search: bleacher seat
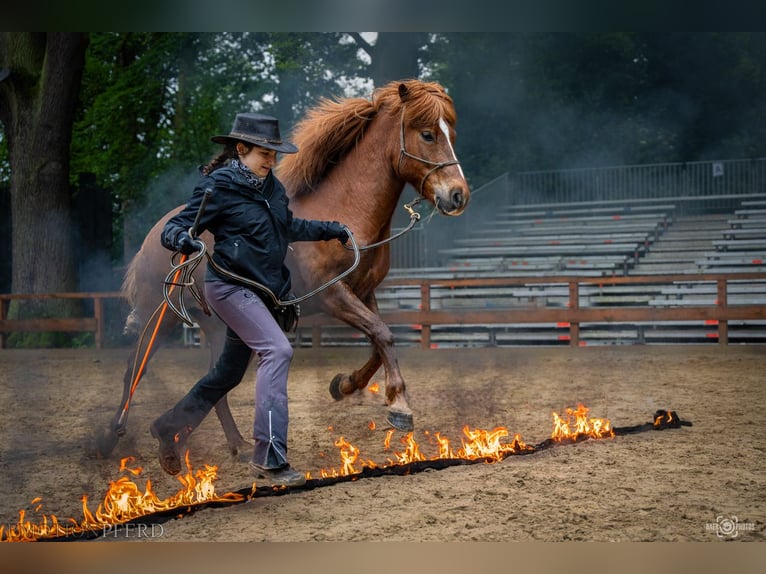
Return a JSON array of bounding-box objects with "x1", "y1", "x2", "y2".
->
[{"x1": 309, "y1": 196, "x2": 766, "y2": 349}]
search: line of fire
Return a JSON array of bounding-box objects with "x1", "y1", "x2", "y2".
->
[{"x1": 1, "y1": 405, "x2": 691, "y2": 542}]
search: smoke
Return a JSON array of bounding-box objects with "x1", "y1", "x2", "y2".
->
[{"x1": 122, "y1": 167, "x2": 200, "y2": 260}]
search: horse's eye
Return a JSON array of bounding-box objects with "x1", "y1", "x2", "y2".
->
[{"x1": 421, "y1": 131, "x2": 435, "y2": 143}]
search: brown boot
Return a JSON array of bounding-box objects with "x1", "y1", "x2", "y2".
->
[
  {"x1": 150, "y1": 418, "x2": 183, "y2": 475},
  {"x1": 249, "y1": 461, "x2": 307, "y2": 487}
]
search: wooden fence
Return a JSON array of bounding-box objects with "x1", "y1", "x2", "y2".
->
[
  {"x1": 0, "y1": 292, "x2": 124, "y2": 349},
  {"x1": 2, "y1": 271, "x2": 766, "y2": 349},
  {"x1": 299, "y1": 272, "x2": 766, "y2": 348}
]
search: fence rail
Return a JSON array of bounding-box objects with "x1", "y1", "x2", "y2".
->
[
  {"x1": 2, "y1": 272, "x2": 766, "y2": 349},
  {"x1": 298, "y1": 272, "x2": 766, "y2": 348},
  {"x1": 0, "y1": 292, "x2": 124, "y2": 349}
]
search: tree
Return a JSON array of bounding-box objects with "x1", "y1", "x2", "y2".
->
[
  {"x1": 427, "y1": 32, "x2": 766, "y2": 186},
  {"x1": 349, "y1": 33, "x2": 428, "y2": 87},
  {"x1": 72, "y1": 33, "x2": 282, "y2": 258},
  {"x1": 72, "y1": 32, "x2": 375, "y2": 259},
  {"x1": 0, "y1": 32, "x2": 88, "y2": 342},
  {"x1": 268, "y1": 33, "x2": 365, "y2": 125}
]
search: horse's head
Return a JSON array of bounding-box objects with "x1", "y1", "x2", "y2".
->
[
  {"x1": 278, "y1": 79, "x2": 470, "y2": 218},
  {"x1": 391, "y1": 80, "x2": 471, "y2": 216}
]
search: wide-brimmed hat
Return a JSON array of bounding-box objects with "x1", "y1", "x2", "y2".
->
[{"x1": 211, "y1": 112, "x2": 298, "y2": 154}]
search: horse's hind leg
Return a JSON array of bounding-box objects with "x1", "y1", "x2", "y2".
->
[
  {"x1": 96, "y1": 318, "x2": 175, "y2": 457},
  {"x1": 193, "y1": 310, "x2": 252, "y2": 456}
]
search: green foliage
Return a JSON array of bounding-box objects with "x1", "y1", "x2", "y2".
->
[
  {"x1": 70, "y1": 32, "x2": 369, "y2": 257},
  {"x1": 66, "y1": 32, "x2": 766, "y2": 253},
  {"x1": 266, "y1": 33, "x2": 366, "y2": 122}
]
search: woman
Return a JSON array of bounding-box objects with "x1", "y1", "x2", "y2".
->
[{"x1": 150, "y1": 112, "x2": 349, "y2": 487}]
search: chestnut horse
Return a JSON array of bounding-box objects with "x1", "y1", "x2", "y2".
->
[{"x1": 97, "y1": 79, "x2": 471, "y2": 457}]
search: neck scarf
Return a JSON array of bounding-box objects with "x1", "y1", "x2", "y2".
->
[{"x1": 231, "y1": 159, "x2": 265, "y2": 191}]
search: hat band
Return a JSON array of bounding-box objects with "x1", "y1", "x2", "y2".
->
[{"x1": 229, "y1": 131, "x2": 283, "y2": 145}]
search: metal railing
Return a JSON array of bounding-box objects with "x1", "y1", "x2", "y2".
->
[{"x1": 389, "y1": 159, "x2": 766, "y2": 269}]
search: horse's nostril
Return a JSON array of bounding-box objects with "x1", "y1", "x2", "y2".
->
[{"x1": 451, "y1": 190, "x2": 464, "y2": 208}]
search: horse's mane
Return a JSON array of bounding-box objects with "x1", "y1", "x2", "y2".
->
[{"x1": 277, "y1": 79, "x2": 456, "y2": 196}]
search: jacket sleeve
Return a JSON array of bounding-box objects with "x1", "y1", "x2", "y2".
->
[
  {"x1": 161, "y1": 178, "x2": 218, "y2": 251},
  {"x1": 287, "y1": 211, "x2": 344, "y2": 242}
]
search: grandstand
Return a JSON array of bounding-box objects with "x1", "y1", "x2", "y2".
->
[{"x1": 291, "y1": 159, "x2": 766, "y2": 348}]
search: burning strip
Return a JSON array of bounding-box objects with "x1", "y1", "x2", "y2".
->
[
  {"x1": 0, "y1": 452, "x2": 243, "y2": 543},
  {"x1": 1, "y1": 408, "x2": 690, "y2": 542},
  {"x1": 550, "y1": 403, "x2": 614, "y2": 442}
]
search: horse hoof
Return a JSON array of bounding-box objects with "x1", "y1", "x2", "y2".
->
[
  {"x1": 227, "y1": 438, "x2": 253, "y2": 457},
  {"x1": 329, "y1": 373, "x2": 346, "y2": 401},
  {"x1": 95, "y1": 427, "x2": 120, "y2": 458},
  {"x1": 386, "y1": 410, "x2": 414, "y2": 432}
]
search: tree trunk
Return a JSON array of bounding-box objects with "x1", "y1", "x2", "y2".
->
[
  {"x1": 369, "y1": 33, "x2": 428, "y2": 86},
  {"x1": 0, "y1": 33, "x2": 88, "y2": 337}
]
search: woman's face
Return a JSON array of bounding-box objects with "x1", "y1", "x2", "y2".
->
[{"x1": 237, "y1": 143, "x2": 277, "y2": 179}]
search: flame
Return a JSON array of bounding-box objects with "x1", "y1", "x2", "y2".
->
[
  {"x1": 1, "y1": 451, "x2": 242, "y2": 542},
  {"x1": 383, "y1": 429, "x2": 395, "y2": 450},
  {"x1": 4, "y1": 404, "x2": 614, "y2": 542},
  {"x1": 368, "y1": 420, "x2": 376, "y2": 431},
  {"x1": 317, "y1": 437, "x2": 379, "y2": 478},
  {"x1": 456, "y1": 427, "x2": 531, "y2": 461},
  {"x1": 316, "y1": 423, "x2": 534, "y2": 477},
  {"x1": 653, "y1": 410, "x2": 674, "y2": 427},
  {"x1": 388, "y1": 432, "x2": 428, "y2": 464},
  {"x1": 550, "y1": 404, "x2": 614, "y2": 442},
  {"x1": 368, "y1": 382, "x2": 380, "y2": 394}
]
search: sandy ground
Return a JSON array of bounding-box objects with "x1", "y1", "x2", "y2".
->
[{"x1": 0, "y1": 343, "x2": 764, "y2": 546}]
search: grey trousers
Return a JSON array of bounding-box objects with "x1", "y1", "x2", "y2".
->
[{"x1": 153, "y1": 280, "x2": 294, "y2": 469}]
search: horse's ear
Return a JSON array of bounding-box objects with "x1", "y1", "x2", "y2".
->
[{"x1": 398, "y1": 83, "x2": 410, "y2": 102}]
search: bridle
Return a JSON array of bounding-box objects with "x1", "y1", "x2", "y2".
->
[
  {"x1": 396, "y1": 106, "x2": 461, "y2": 196},
  {"x1": 348, "y1": 106, "x2": 462, "y2": 253}
]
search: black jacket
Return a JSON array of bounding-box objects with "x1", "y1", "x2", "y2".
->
[{"x1": 161, "y1": 165, "x2": 342, "y2": 302}]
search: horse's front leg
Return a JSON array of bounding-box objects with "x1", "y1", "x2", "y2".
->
[
  {"x1": 328, "y1": 292, "x2": 383, "y2": 397},
  {"x1": 329, "y1": 349, "x2": 382, "y2": 398},
  {"x1": 323, "y1": 285, "x2": 413, "y2": 431}
]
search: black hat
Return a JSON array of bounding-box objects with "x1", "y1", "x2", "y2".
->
[{"x1": 211, "y1": 112, "x2": 298, "y2": 154}]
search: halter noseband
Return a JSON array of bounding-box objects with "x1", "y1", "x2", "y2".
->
[{"x1": 396, "y1": 106, "x2": 461, "y2": 196}]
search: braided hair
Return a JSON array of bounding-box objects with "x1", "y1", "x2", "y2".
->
[{"x1": 201, "y1": 141, "x2": 253, "y2": 175}]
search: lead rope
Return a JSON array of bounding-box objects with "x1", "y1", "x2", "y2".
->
[
  {"x1": 163, "y1": 194, "x2": 423, "y2": 327},
  {"x1": 343, "y1": 197, "x2": 423, "y2": 253},
  {"x1": 115, "y1": 190, "x2": 213, "y2": 433}
]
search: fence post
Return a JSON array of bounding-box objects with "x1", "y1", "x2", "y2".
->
[
  {"x1": 717, "y1": 278, "x2": 728, "y2": 346},
  {"x1": 94, "y1": 296, "x2": 104, "y2": 349},
  {"x1": 420, "y1": 282, "x2": 431, "y2": 349},
  {"x1": 569, "y1": 280, "x2": 580, "y2": 347},
  {"x1": 0, "y1": 297, "x2": 6, "y2": 349}
]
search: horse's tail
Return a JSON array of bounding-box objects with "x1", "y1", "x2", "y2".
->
[{"x1": 121, "y1": 251, "x2": 143, "y2": 337}]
